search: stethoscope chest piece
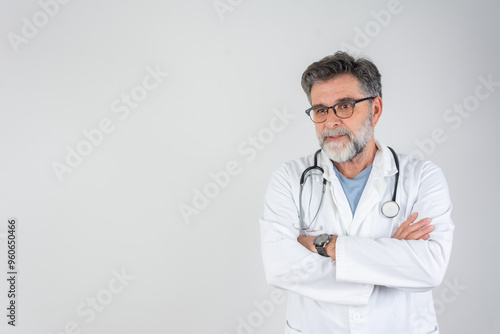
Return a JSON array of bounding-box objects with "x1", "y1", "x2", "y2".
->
[{"x1": 381, "y1": 200, "x2": 399, "y2": 218}]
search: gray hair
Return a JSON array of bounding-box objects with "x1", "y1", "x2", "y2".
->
[{"x1": 301, "y1": 51, "x2": 382, "y2": 104}]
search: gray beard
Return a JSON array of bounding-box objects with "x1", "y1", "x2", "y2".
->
[{"x1": 319, "y1": 112, "x2": 373, "y2": 163}]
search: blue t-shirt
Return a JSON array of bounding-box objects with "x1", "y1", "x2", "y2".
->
[{"x1": 333, "y1": 163, "x2": 373, "y2": 215}]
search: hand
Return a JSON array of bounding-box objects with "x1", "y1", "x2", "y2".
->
[
  {"x1": 297, "y1": 236, "x2": 316, "y2": 253},
  {"x1": 392, "y1": 212, "x2": 434, "y2": 240}
]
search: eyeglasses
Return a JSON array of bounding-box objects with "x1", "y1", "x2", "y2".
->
[{"x1": 305, "y1": 96, "x2": 376, "y2": 123}]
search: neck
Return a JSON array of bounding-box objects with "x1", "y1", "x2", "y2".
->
[{"x1": 333, "y1": 138, "x2": 377, "y2": 179}]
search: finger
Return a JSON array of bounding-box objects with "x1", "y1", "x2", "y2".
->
[
  {"x1": 393, "y1": 213, "x2": 418, "y2": 239},
  {"x1": 407, "y1": 225, "x2": 434, "y2": 240},
  {"x1": 410, "y1": 233, "x2": 431, "y2": 241},
  {"x1": 392, "y1": 214, "x2": 414, "y2": 239},
  {"x1": 403, "y1": 212, "x2": 419, "y2": 227},
  {"x1": 405, "y1": 218, "x2": 431, "y2": 234},
  {"x1": 398, "y1": 217, "x2": 430, "y2": 240}
]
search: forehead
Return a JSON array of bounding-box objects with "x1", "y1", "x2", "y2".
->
[{"x1": 310, "y1": 75, "x2": 363, "y2": 104}]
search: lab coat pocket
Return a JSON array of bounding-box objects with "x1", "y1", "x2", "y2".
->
[{"x1": 285, "y1": 320, "x2": 303, "y2": 333}]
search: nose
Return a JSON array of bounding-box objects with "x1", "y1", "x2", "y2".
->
[{"x1": 324, "y1": 107, "x2": 342, "y2": 127}]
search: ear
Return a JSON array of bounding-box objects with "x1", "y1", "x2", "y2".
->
[{"x1": 371, "y1": 97, "x2": 383, "y2": 127}]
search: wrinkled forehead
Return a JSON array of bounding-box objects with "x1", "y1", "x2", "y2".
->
[{"x1": 310, "y1": 75, "x2": 364, "y2": 105}]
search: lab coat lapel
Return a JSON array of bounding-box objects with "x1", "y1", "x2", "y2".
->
[
  {"x1": 320, "y1": 151, "x2": 353, "y2": 233},
  {"x1": 350, "y1": 174, "x2": 387, "y2": 235},
  {"x1": 349, "y1": 142, "x2": 396, "y2": 235}
]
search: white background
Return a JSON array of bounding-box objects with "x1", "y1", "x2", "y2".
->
[{"x1": 0, "y1": 0, "x2": 499, "y2": 333}]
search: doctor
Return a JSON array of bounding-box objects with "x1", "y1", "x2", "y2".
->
[{"x1": 260, "y1": 52, "x2": 454, "y2": 333}]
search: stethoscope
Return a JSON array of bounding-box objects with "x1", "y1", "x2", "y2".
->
[{"x1": 295, "y1": 147, "x2": 400, "y2": 232}]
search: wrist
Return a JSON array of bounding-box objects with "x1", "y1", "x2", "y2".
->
[{"x1": 325, "y1": 235, "x2": 337, "y2": 259}]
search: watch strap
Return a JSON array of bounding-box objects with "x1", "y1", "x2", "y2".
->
[{"x1": 316, "y1": 245, "x2": 329, "y2": 257}]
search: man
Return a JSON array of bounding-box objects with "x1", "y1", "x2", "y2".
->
[{"x1": 260, "y1": 52, "x2": 454, "y2": 333}]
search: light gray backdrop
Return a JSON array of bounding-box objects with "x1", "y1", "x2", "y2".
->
[{"x1": 1, "y1": 0, "x2": 499, "y2": 333}]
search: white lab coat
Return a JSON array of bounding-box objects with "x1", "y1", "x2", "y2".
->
[{"x1": 260, "y1": 141, "x2": 454, "y2": 334}]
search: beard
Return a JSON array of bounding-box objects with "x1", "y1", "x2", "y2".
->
[{"x1": 318, "y1": 112, "x2": 373, "y2": 163}]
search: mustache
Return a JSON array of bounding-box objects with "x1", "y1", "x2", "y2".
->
[{"x1": 320, "y1": 128, "x2": 352, "y2": 142}]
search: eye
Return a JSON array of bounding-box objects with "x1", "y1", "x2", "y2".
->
[
  {"x1": 314, "y1": 107, "x2": 328, "y2": 115},
  {"x1": 337, "y1": 102, "x2": 352, "y2": 110}
]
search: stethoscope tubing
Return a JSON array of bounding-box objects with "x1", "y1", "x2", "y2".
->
[
  {"x1": 387, "y1": 146, "x2": 399, "y2": 203},
  {"x1": 298, "y1": 147, "x2": 400, "y2": 231}
]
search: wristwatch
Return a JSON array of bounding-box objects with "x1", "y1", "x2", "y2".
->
[{"x1": 313, "y1": 233, "x2": 331, "y2": 257}]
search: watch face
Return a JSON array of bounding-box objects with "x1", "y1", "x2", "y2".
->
[{"x1": 314, "y1": 233, "x2": 329, "y2": 246}]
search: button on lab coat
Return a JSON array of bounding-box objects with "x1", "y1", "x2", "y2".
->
[{"x1": 260, "y1": 142, "x2": 454, "y2": 334}]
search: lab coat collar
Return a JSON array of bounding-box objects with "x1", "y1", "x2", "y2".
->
[
  {"x1": 372, "y1": 141, "x2": 399, "y2": 178},
  {"x1": 318, "y1": 140, "x2": 398, "y2": 181}
]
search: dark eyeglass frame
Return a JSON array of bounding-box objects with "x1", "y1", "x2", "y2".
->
[{"x1": 305, "y1": 96, "x2": 376, "y2": 123}]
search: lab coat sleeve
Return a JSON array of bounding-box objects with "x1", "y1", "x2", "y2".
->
[
  {"x1": 260, "y1": 164, "x2": 374, "y2": 305},
  {"x1": 335, "y1": 161, "x2": 454, "y2": 291}
]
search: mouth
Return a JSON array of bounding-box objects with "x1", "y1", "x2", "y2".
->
[{"x1": 325, "y1": 134, "x2": 347, "y2": 142}]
